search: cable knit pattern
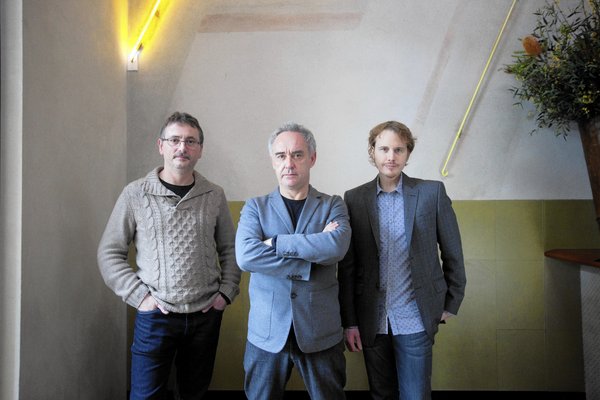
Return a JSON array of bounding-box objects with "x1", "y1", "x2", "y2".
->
[
  {"x1": 98, "y1": 167, "x2": 241, "y2": 313},
  {"x1": 141, "y1": 191, "x2": 160, "y2": 288}
]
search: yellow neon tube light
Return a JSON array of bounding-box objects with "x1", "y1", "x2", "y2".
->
[
  {"x1": 440, "y1": 0, "x2": 518, "y2": 177},
  {"x1": 128, "y1": 0, "x2": 163, "y2": 63}
]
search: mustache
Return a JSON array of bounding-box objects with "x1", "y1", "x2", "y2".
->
[{"x1": 174, "y1": 152, "x2": 190, "y2": 159}]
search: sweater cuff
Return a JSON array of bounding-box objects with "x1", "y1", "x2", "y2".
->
[
  {"x1": 127, "y1": 285, "x2": 150, "y2": 309},
  {"x1": 219, "y1": 291, "x2": 231, "y2": 305}
]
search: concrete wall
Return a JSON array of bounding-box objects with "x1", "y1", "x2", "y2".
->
[{"x1": 0, "y1": 0, "x2": 129, "y2": 398}]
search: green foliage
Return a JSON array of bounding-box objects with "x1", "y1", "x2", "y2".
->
[{"x1": 504, "y1": 0, "x2": 600, "y2": 137}]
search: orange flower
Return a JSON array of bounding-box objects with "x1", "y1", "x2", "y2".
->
[{"x1": 522, "y1": 35, "x2": 543, "y2": 56}]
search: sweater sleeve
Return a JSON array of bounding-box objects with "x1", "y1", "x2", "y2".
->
[
  {"x1": 214, "y1": 189, "x2": 242, "y2": 303},
  {"x1": 97, "y1": 187, "x2": 149, "y2": 308}
]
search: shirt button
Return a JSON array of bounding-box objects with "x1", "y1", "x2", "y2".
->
[{"x1": 291, "y1": 293, "x2": 297, "y2": 299}]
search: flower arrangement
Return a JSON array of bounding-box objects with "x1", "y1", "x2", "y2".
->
[{"x1": 504, "y1": 0, "x2": 600, "y2": 137}]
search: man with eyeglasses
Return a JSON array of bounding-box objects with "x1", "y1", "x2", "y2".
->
[{"x1": 98, "y1": 111, "x2": 241, "y2": 399}]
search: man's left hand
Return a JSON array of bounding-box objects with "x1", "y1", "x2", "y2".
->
[
  {"x1": 202, "y1": 293, "x2": 227, "y2": 312},
  {"x1": 441, "y1": 311, "x2": 454, "y2": 322}
]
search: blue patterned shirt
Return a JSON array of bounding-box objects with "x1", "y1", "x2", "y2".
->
[{"x1": 376, "y1": 177, "x2": 425, "y2": 335}]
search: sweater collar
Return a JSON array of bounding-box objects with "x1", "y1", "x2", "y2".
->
[{"x1": 142, "y1": 167, "x2": 212, "y2": 198}]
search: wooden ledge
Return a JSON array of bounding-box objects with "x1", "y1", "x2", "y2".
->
[{"x1": 545, "y1": 249, "x2": 600, "y2": 269}]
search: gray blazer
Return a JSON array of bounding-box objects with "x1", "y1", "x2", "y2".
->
[
  {"x1": 236, "y1": 186, "x2": 351, "y2": 353},
  {"x1": 338, "y1": 174, "x2": 466, "y2": 345}
]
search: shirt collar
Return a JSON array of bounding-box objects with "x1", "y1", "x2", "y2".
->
[{"x1": 376, "y1": 175, "x2": 403, "y2": 195}]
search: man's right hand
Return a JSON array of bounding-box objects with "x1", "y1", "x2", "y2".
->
[
  {"x1": 323, "y1": 220, "x2": 339, "y2": 232},
  {"x1": 138, "y1": 293, "x2": 169, "y2": 314}
]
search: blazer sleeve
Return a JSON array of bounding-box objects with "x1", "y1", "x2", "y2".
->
[
  {"x1": 275, "y1": 195, "x2": 351, "y2": 265},
  {"x1": 337, "y1": 191, "x2": 359, "y2": 328},
  {"x1": 235, "y1": 198, "x2": 312, "y2": 279},
  {"x1": 338, "y1": 241, "x2": 359, "y2": 328},
  {"x1": 436, "y1": 182, "x2": 466, "y2": 314}
]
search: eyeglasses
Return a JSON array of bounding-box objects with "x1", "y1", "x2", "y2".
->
[{"x1": 160, "y1": 137, "x2": 202, "y2": 148}]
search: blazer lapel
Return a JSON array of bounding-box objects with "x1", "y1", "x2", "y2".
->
[
  {"x1": 269, "y1": 189, "x2": 295, "y2": 234},
  {"x1": 402, "y1": 173, "x2": 418, "y2": 247},
  {"x1": 295, "y1": 186, "x2": 319, "y2": 233},
  {"x1": 364, "y1": 178, "x2": 382, "y2": 252}
]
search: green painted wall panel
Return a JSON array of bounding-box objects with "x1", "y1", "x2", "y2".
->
[{"x1": 207, "y1": 200, "x2": 598, "y2": 391}]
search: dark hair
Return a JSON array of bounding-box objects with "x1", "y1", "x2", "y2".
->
[
  {"x1": 160, "y1": 112, "x2": 204, "y2": 145},
  {"x1": 268, "y1": 122, "x2": 317, "y2": 156},
  {"x1": 367, "y1": 121, "x2": 415, "y2": 163}
]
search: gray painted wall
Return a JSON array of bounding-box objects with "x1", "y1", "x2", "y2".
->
[
  {"x1": 1, "y1": 0, "x2": 129, "y2": 398},
  {"x1": 1, "y1": 1, "x2": 23, "y2": 398}
]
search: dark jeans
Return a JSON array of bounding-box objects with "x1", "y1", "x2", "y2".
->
[
  {"x1": 130, "y1": 308, "x2": 223, "y2": 400},
  {"x1": 363, "y1": 331, "x2": 433, "y2": 400},
  {"x1": 243, "y1": 330, "x2": 346, "y2": 400}
]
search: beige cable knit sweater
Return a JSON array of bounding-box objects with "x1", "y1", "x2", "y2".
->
[{"x1": 97, "y1": 167, "x2": 241, "y2": 313}]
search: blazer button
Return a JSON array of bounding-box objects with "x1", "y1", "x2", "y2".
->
[{"x1": 291, "y1": 293, "x2": 297, "y2": 299}]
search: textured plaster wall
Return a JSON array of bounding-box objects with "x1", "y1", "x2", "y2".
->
[{"x1": 128, "y1": 0, "x2": 591, "y2": 202}]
